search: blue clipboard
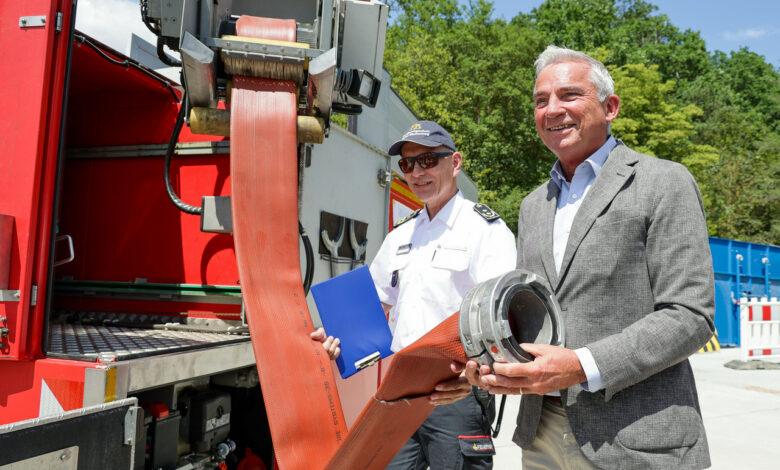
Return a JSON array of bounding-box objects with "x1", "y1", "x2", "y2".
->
[{"x1": 310, "y1": 265, "x2": 394, "y2": 378}]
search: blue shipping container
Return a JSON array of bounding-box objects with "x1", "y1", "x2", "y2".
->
[{"x1": 709, "y1": 236, "x2": 780, "y2": 346}]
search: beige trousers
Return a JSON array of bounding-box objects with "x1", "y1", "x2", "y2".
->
[{"x1": 521, "y1": 398, "x2": 601, "y2": 470}]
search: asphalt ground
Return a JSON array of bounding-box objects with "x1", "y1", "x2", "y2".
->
[{"x1": 491, "y1": 346, "x2": 780, "y2": 469}]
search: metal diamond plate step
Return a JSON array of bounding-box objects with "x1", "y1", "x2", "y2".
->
[{"x1": 47, "y1": 323, "x2": 249, "y2": 361}]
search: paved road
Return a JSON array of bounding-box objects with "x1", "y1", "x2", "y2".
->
[{"x1": 492, "y1": 347, "x2": 780, "y2": 469}]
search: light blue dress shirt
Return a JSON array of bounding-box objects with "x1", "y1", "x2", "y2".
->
[{"x1": 549, "y1": 135, "x2": 617, "y2": 393}]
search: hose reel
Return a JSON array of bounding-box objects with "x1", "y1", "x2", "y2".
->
[{"x1": 459, "y1": 270, "x2": 565, "y2": 367}]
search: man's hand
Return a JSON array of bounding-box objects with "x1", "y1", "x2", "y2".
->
[
  {"x1": 453, "y1": 344, "x2": 587, "y2": 395},
  {"x1": 452, "y1": 360, "x2": 492, "y2": 390},
  {"x1": 310, "y1": 327, "x2": 341, "y2": 360},
  {"x1": 429, "y1": 364, "x2": 473, "y2": 406}
]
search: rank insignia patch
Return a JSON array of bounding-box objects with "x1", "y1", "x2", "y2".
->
[
  {"x1": 393, "y1": 209, "x2": 422, "y2": 228},
  {"x1": 473, "y1": 203, "x2": 499, "y2": 222}
]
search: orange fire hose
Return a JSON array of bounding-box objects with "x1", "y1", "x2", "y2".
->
[
  {"x1": 325, "y1": 314, "x2": 466, "y2": 469},
  {"x1": 231, "y1": 75, "x2": 347, "y2": 468},
  {"x1": 230, "y1": 16, "x2": 467, "y2": 470}
]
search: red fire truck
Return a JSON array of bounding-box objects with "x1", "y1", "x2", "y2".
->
[{"x1": 0, "y1": 1, "x2": 448, "y2": 468}]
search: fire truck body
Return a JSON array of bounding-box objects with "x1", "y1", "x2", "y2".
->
[{"x1": 0, "y1": 1, "x2": 478, "y2": 468}]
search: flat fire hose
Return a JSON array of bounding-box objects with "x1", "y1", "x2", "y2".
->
[
  {"x1": 324, "y1": 314, "x2": 466, "y2": 469},
  {"x1": 231, "y1": 75, "x2": 348, "y2": 466},
  {"x1": 230, "y1": 16, "x2": 466, "y2": 470}
]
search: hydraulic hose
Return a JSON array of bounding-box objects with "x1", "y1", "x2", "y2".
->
[
  {"x1": 300, "y1": 222, "x2": 314, "y2": 295},
  {"x1": 157, "y1": 37, "x2": 182, "y2": 67},
  {"x1": 139, "y1": 0, "x2": 160, "y2": 36},
  {"x1": 164, "y1": 93, "x2": 202, "y2": 215},
  {"x1": 139, "y1": 0, "x2": 180, "y2": 67}
]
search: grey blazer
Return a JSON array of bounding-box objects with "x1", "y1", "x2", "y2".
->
[{"x1": 513, "y1": 143, "x2": 715, "y2": 470}]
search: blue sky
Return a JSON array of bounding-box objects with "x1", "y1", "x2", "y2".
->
[{"x1": 485, "y1": 0, "x2": 780, "y2": 68}]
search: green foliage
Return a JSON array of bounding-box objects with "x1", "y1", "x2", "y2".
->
[
  {"x1": 530, "y1": 0, "x2": 617, "y2": 50},
  {"x1": 384, "y1": 0, "x2": 551, "y2": 191},
  {"x1": 711, "y1": 48, "x2": 780, "y2": 132},
  {"x1": 329, "y1": 113, "x2": 348, "y2": 129},
  {"x1": 529, "y1": 0, "x2": 712, "y2": 83},
  {"x1": 609, "y1": 62, "x2": 718, "y2": 185},
  {"x1": 480, "y1": 185, "x2": 539, "y2": 236},
  {"x1": 689, "y1": 105, "x2": 779, "y2": 243},
  {"x1": 384, "y1": 0, "x2": 780, "y2": 245}
]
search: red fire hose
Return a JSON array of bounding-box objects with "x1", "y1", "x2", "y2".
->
[{"x1": 230, "y1": 17, "x2": 466, "y2": 470}]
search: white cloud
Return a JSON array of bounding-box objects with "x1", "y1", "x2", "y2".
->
[
  {"x1": 75, "y1": 0, "x2": 156, "y2": 54},
  {"x1": 723, "y1": 27, "x2": 779, "y2": 41}
]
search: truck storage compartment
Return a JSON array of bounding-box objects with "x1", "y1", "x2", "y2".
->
[{"x1": 46, "y1": 34, "x2": 248, "y2": 361}]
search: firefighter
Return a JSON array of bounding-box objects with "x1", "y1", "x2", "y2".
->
[{"x1": 312, "y1": 120, "x2": 517, "y2": 469}]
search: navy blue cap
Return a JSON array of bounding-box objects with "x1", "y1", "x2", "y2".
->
[{"x1": 388, "y1": 120, "x2": 456, "y2": 156}]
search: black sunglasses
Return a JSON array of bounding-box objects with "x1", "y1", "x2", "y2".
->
[{"x1": 397, "y1": 152, "x2": 453, "y2": 173}]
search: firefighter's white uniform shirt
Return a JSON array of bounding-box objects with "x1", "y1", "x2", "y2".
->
[{"x1": 370, "y1": 191, "x2": 517, "y2": 352}]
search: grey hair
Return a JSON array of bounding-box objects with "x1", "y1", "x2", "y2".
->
[{"x1": 534, "y1": 45, "x2": 615, "y2": 101}]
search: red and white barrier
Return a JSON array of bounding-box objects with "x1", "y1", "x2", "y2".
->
[{"x1": 740, "y1": 297, "x2": 780, "y2": 361}]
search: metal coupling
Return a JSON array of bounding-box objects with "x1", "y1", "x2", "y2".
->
[{"x1": 459, "y1": 269, "x2": 565, "y2": 367}]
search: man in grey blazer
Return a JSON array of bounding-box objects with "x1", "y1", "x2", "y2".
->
[{"x1": 462, "y1": 46, "x2": 715, "y2": 469}]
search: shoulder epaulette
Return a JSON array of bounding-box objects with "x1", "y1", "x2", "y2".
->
[
  {"x1": 394, "y1": 209, "x2": 421, "y2": 228},
  {"x1": 473, "y1": 203, "x2": 500, "y2": 222}
]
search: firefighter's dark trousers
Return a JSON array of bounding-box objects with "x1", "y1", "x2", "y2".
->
[{"x1": 386, "y1": 389, "x2": 496, "y2": 470}]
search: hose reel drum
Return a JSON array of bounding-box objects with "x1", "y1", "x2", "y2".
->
[{"x1": 459, "y1": 270, "x2": 565, "y2": 367}]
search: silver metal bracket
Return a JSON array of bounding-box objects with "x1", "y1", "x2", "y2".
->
[
  {"x1": 201, "y1": 196, "x2": 232, "y2": 234},
  {"x1": 19, "y1": 16, "x2": 47, "y2": 28},
  {"x1": 205, "y1": 37, "x2": 323, "y2": 59},
  {"x1": 30, "y1": 285, "x2": 38, "y2": 307},
  {"x1": 309, "y1": 48, "x2": 338, "y2": 117},
  {"x1": 0, "y1": 445, "x2": 78, "y2": 469},
  {"x1": 221, "y1": 50, "x2": 305, "y2": 67},
  {"x1": 0, "y1": 290, "x2": 20, "y2": 302},
  {"x1": 321, "y1": 217, "x2": 346, "y2": 278},
  {"x1": 123, "y1": 406, "x2": 138, "y2": 446},
  {"x1": 348, "y1": 219, "x2": 367, "y2": 269},
  {"x1": 55, "y1": 12, "x2": 63, "y2": 32},
  {"x1": 354, "y1": 351, "x2": 381, "y2": 370},
  {"x1": 377, "y1": 169, "x2": 392, "y2": 187},
  {"x1": 181, "y1": 32, "x2": 217, "y2": 108}
]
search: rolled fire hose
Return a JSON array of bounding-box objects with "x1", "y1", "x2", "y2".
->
[{"x1": 230, "y1": 16, "x2": 564, "y2": 470}]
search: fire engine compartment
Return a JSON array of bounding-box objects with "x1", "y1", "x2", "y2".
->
[
  {"x1": 1, "y1": 1, "x2": 395, "y2": 466},
  {"x1": 46, "y1": 34, "x2": 249, "y2": 362}
]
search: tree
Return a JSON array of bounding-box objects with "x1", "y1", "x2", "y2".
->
[
  {"x1": 529, "y1": 0, "x2": 712, "y2": 84},
  {"x1": 384, "y1": 0, "x2": 551, "y2": 193},
  {"x1": 691, "y1": 106, "x2": 779, "y2": 243},
  {"x1": 609, "y1": 62, "x2": 718, "y2": 181},
  {"x1": 713, "y1": 48, "x2": 780, "y2": 132},
  {"x1": 382, "y1": 0, "x2": 780, "y2": 244},
  {"x1": 677, "y1": 50, "x2": 780, "y2": 244},
  {"x1": 529, "y1": 0, "x2": 618, "y2": 51}
]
